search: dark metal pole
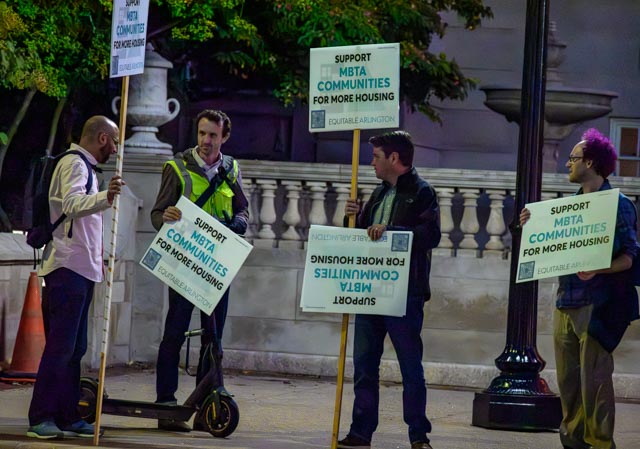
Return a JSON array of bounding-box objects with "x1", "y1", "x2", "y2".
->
[{"x1": 472, "y1": 0, "x2": 562, "y2": 430}]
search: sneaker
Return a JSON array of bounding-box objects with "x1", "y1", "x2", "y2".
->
[
  {"x1": 337, "y1": 434, "x2": 371, "y2": 449},
  {"x1": 411, "y1": 442, "x2": 433, "y2": 449},
  {"x1": 158, "y1": 419, "x2": 191, "y2": 432},
  {"x1": 26, "y1": 421, "x2": 64, "y2": 439},
  {"x1": 59, "y1": 420, "x2": 102, "y2": 438}
]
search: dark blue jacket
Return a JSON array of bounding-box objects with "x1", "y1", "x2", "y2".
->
[{"x1": 355, "y1": 168, "x2": 441, "y2": 301}]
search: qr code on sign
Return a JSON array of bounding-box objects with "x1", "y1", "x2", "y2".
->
[
  {"x1": 111, "y1": 55, "x2": 119, "y2": 76},
  {"x1": 142, "y1": 248, "x2": 161, "y2": 270},
  {"x1": 391, "y1": 233, "x2": 409, "y2": 252},
  {"x1": 310, "y1": 110, "x2": 325, "y2": 129},
  {"x1": 518, "y1": 261, "x2": 535, "y2": 281}
]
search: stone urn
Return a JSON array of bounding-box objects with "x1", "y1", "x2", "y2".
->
[{"x1": 112, "y1": 44, "x2": 180, "y2": 156}]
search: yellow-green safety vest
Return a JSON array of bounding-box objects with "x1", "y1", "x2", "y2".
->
[{"x1": 165, "y1": 154, "x2": 239, "y2": 220}]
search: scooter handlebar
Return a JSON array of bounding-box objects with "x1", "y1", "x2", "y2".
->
[{"x1": 185, "y1": 328, "x2": 204, "y2": 338}]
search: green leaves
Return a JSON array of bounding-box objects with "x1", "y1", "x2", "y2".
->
[
  {"x1": 0, "y1": 0, "x2": 111, "y2": 98},
  {"x1": 1, "y1": 0, "x2": 493, "y2": 122},
  {"x1": 261, "y1": 0, "x2": 492, "y2": 120}
]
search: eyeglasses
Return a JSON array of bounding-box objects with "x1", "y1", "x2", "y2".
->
[
  {"x1": 567, "y1": 156, "x2": 583, "y2": 163},
  {"x1": 102, "y1": 132, "x2": 119, "y2": 146}
]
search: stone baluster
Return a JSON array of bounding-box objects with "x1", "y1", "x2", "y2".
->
[
  {"x1": 484, "y1": 189, "x2": 507, "y2": 256},
  {"x1": 332, "y1": 183, "x2": 351, "y2": 226},
  {"x1": 307, "y1": 182, "x2": 328, "y2": 225},
  {"x1": 242, "y1": 177, "x2": 256, "y2": 240},
  {"x1": 435, "y1": 187, "x2": 455, "y2": 254},
  {"x1": 281, "y1": 180, "x2": 303, "y2": 246},
  {"x1": 256, "y1": 179, "x2": 278, "y2": 246},
  {"x1": 459, "y1": 188, "x2": 481, "y2": 255}
]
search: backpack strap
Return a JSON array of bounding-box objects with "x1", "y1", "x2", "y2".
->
[{"x1": 51, "y1": 150, "x2": 96, "y2": 236}]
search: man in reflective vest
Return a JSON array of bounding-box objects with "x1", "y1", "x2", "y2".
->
[{"x1": 150, "y1": 109, "x2": 249, "y2": 431}]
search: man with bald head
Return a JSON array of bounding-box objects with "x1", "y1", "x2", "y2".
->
[{"x1": 27, "y1": 115, "x2": 125, "y2": 440}]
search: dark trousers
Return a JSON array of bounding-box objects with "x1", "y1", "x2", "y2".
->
[
  {"x1": 28, "y1": 268, "x2": 95, "y2": 426},
  {"x1": 348, "y1": 296, "x2": 431, "y2": 444},
  {"x1": 156, "y1": 287, "x2": 230, "y2": 403}
]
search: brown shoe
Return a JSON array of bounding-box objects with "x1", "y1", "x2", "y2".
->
[
  {"x1": 158, "y1": 419, "x2": 191, "y2": 432},
  {"x1": 337, "y1": 434, "x2": 371, "y2": 448},
  {"x1": 411, "y1": 442, "x2": 433, "y2": 449}
]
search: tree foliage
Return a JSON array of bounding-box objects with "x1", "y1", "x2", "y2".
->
[
  {"x1": 153, "y1": 0, "x2": 493, "y2": 121},
  {"x1": 0, "y1": 1, "x2": 113, "y2": 230},
  {"x1": 0, "y1": 0, "x2": 112, "y2": 98}
]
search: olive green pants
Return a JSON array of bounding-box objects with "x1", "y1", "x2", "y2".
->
[{"x1": 554, "y1": 306, "x2": 615, "y2": 449}]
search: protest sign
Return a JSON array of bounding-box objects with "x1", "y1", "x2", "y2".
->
[
  {"x1": 140, "y1": 196, "x2": 253, "y2": 315},
  {"x1": 301, "y1": 225, "x2": 412, "y2": 316},
  {"x1": 517, "y1": 189, "x2": 619, "y2": 283},
  {"x1": 110, "y1": 0, "x2": 150, "y2": 78},
  {"x1": 308, "y1": 43, "x2": 399, "y2": 132}
]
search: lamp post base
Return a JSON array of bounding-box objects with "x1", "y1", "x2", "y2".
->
[{"x1": 472, "y1": 391, "x2": 562, "y2": 431}]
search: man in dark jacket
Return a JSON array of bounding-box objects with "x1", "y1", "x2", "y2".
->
[
  {"x1": 339, "y1": 131, "x2": 441, "y2": 449},
  {"x1": 150, "y1": 109, "x2": 249, "y2": 431}
]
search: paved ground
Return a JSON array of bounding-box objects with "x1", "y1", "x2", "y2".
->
[{"x1": 0, "y1": 367, "x2": 639, "y2": 449}]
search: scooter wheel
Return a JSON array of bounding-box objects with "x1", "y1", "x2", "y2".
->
[
  {"x1": 78, "y1": 377, "x2": 99, "y2": 424},
  {"x1": 202, "y1": 395, "x2": 239, "y2": 438}
]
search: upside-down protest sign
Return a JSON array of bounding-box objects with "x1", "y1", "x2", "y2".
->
[
  {"x1": 301, "y1": 225, "x2": 413, "y2": 317},
  {"x1": 517, "y1": 189, "x2": 619, "y2": 283},
  {"x1": 140, "y1": 196, "x2": 253, "y2": 315}
]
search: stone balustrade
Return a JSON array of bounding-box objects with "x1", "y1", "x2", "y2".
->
[
  {"x1": 3, "y1": 161, "x2": 640, "y2": 397},
  {"x1": 236, "y1": 160, "x2": 640, "y2": 255}
]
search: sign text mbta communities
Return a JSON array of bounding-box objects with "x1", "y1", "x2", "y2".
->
[
  {"x1": 110, "y1": 0, "x2": 150, "y2": 78},
  {"x1": 139, "y1": 197, "x2": 253, "y2": 315},
  {"x1": 301, "y1": 225, "x2": 412, "y2": 317},
  {"x1": 309, "y1": 43, "x2": 400, "y2": 132},
  {"x1": 517, "y1": 189, "x2": 619, "y2": 283}
]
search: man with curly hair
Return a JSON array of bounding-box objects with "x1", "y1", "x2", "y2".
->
[{"x1": 520, "y1": 129, "x2": 639, "y2": 449}]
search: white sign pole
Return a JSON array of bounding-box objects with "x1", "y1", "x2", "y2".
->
[
  {"x1": 93, "y1": 75, "x2": 128, "y2": 446},
  {"x1": 94, "y1": 0, "x2": 149, "y2": 444}
]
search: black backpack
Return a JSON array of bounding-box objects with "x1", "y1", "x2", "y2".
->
[{"x1": 23, "y1": 150, "x2": 94, "y2": 249}]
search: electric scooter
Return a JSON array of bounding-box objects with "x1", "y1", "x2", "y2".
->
[{"x1": 77, "y1": 326, "x2": 239, "y2": 438}]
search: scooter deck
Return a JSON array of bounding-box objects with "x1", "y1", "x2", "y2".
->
[{"x1": 102, "y1": 398, "x2": 194, "y2": 421}]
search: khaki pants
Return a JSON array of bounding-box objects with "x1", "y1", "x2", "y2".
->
[{"x1": 554, "y1": 306, "x2": 615, "y2": 449}]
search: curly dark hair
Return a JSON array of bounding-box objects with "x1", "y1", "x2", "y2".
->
[
  {"x1": 196, "y1": 109, "x2": 232, "y2": 138},
  {"x1": 368, "y1": 130, "x2": 414, "y2": 166},
  {"x1": 581, "y1": 128, "x2": 617, "y2": 178}
]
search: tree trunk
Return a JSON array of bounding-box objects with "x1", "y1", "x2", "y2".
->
[
  {"x1": 0, "y1": 87, "x2": 37, "y2": 231},
  {"x1": 46, "y1": 96, "x2": 67, "y2": 156}
]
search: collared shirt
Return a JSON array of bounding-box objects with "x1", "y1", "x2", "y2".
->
[
  {"x1": 192, "y1": 147, "x2": 222, "y2": 181},
  {"x1": 192, "y1": 147, "x2": 243, "y2": 185},
  {"x1": 39, "y1": 144, "x2": 111, "y2": 282},
  {"x1": 557, "y1": 179, "x2": 640, "y2": 308},
  {"x1": 373, "y1": 186, "x2": 396, "y2": 225}
]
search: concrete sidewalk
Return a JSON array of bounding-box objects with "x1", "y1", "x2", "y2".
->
[{"x1": 1, "y1": 367, "x2": 639, "y2": 449}]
